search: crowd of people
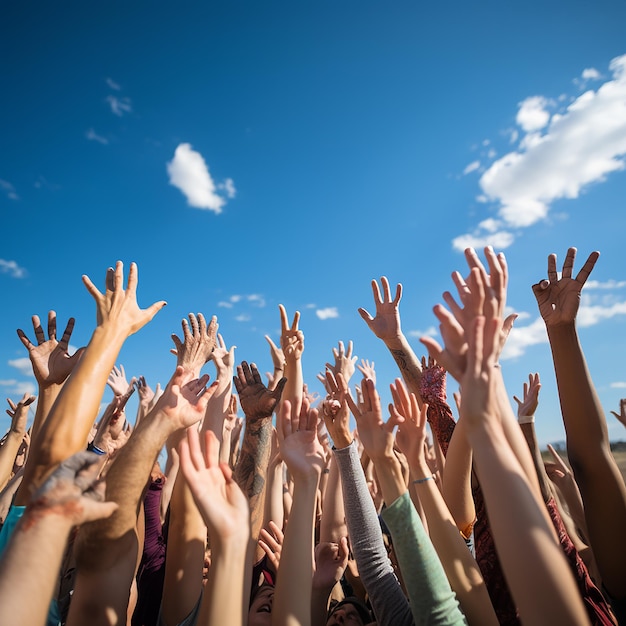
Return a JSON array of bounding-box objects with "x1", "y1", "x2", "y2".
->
[{"x1": 0, "y1": 245, "x2": 625, "y2": 626}]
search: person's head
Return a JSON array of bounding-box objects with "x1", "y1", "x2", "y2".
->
[
  {"x1": 248, "y1": 581, "x2": 274, "y2": 626},
  {"x1": 326, "y1": 597, "x2": 372, "y2": 626}
]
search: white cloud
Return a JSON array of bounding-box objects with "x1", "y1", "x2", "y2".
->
[
  {"x1": 454, "y1": 54, "x2": 626, "y2": 250},
  {"x1": 167, "y1": 143, "x2": 234, "y2": 214},
  {"x1": 235, "y1": 314, "x2": 251, "y2": 322},
  {"x1": 0, "y1": 179, "x2": 18, "y2": 200},
  {"x1": 248, "y1": 294, "x2": 266, "y2": 307},
  {"x1": 582, "y1": 68, "x2": 601, "y2": 81},
  {"x1": 305, "y1": 303, "x2": 316, "y2": 309},
  {"x1": 217, "y1": 301, "x2": 233, "y2": 308},
  {"x1": 106, "y1": 95, "x2": 132, "y2": 116},
  {"x1": 610, "y1": 381, "x2": 626, "y2": 389},
  {"x1": 219, "y1": 177, "x2": 237, "y2": 199},
  {"x1": 0, "y1": 379, "x2": 37, "y2": 397},
  {"x1": 8, "y1": 358, "x2": 33, "y2": 377},
  {"x1": 452, "y1": 229, "x2": 515, "y2": 252},
  {"x1": 500, "y1": 317, "x2": 548, "y2": 360},
  {"x1": 516, "y1": 96, "x2": 552, "y2": 132},
  {"x1": 106, "y1": 77, "x2": 121, "y2": 90},
  {"x1": 585, "y1": 279, "x2": 626, "y2": 290},
  {"x1": 316, "y1": 307, "x2": 339, "y2": 320},
  {"x1": 408, "y1": 326, "x2": 438, "y2": 339},
  {"x1": 577, "y1": 299, "x2": 626, "y2": 327},
  {"x1": 463, "y1": 161, "x2": 480, "y2": 175},
  {"x1": 0, "y1": 259, "x2": 26, "y2": 278},
  {"x1": 230, "y1": 295, "x2": 242, "y2": 303},
  {"x1": 86, "y1": 128, "x2": 109, "y2": 145}
]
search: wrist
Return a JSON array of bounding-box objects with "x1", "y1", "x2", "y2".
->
[{"x1": 331, "y1": 432, "x2": 352, "y2": 449}]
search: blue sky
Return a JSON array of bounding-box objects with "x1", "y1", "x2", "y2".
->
[{"x1": 1, "y1": 1, "x2": 626, "y2": 447}]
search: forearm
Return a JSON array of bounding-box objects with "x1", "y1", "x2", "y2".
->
[
  {"x1": 198, "y1": 538, "x2": 250, "y2": 626},
  {"x1": 262, "y1": 459, "x2": 285, "y2": 532},
  {"x1": 319, "y1": 456, "x2": 347, "y2": 543},
  {"x1": 519, "y1": 423, "x2": 553, "y2": 502},
  {"x1": 411, "y1": 461, "x2": 497, "y2": 626},
  {"x1": 0, "y1": 511, "x2": 72, "y2": 626},
  {"x1": 311, "y1": 587, "x2": 334, "y2": 626},
  {"x1": 234, "y1": 415, "x2": 273, "y2": 544},
  {"x1": 30, "y1": 384, "x2": 62, "y2": 445},
  {"x1": 283, "y1": 359, "x2": 303, "y2": 417},
  {"x1": 467, "y1": 420, "x2": 588, "y2": 626},
  {"x1": 273, "y1": 474, "x2": 319, "y2": 626},
  {"x1": 0, "y1": 431, "x2": 24, "y2": 489},
  {"x1": 441, "y1": 419, "x2": 476, "y2": 534},
  {"x1": 202, "y1": 378, "x2": 232, "y2": 446},
  {"x1": 383, "y1": 333, "x2": 423, "y2": 399}
]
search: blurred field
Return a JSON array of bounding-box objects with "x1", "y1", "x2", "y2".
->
[{"x1": 542, "y1": 442, "x2": 626, "y2": 483}]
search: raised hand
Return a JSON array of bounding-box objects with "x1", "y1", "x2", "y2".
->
[
  {"x1": 513, "y1": 373, "x2": 541, "y2": 421},
  {"x1": 170, "y1": 313, "x2": 218, "y2": 377},
  {"x1": 5, "y1": 394, "x2": 36, "y2": 433},
  {"x1": 233, "y1": 361, "x2": 286, "y2": 421},
  {"x1": 179, "y1": 427, "x2": 250, "y2": 540},
  {"x1": 264, "y1": 334, "x2": 286, "y2": 372},
  {"x1": 82, "y1": 261, "x2": 166, "y2": 335},
  {"x1": 312, "y1": 538, "x2": 349, "y2": 592},
  {"x1": 532, "y1": 247, "x2": 599, "y2": 327},
  {"x1": 107, "y1": 364, "x2": 135, "y2": 397},
  {"x1": 346, "y1": 377, "x2": 403, "y2": 461},
  {"x1": 358, "y1": 277, "x2": 403, "y2": 341},
  {"x1": 610, "y1": 398, "x2": 626, "y2": 428},
  {"x1": 259, "y1": 520, "x2": 284, "y2": 574},
  {"x1": 223, "y1": 394, "x2": 240, "y2": 435},
  {"x1": 211, "y1": 333, "x2": 237, "y2": 381},
  {"x1": 356, "y1": 358, "x2": 376, "y2": 384},
  {"x1": 136, "y1": 376, "x2": 160, "y2": 410},
  {"x1": 277, "y1": 398, "x2": 325, "y2": 480},
  {"x1": 30, "y1": 450, "x2": 118, "y2": 524},
  {"x1": 279, "y1": 305, "x2": 304, "y2": 361},
  {"x1": 92, "y1": 394, "x2": 133, "y2": 456},
  {"x1": 16, "y1": 311, "x2": 84, "y2": 386},
  {"x1": 153, "y1": 366, "x2": 217, "y2": 431},
  {"x1": 391, "y1": 379, "x2": 429, "y2": 470},
  {"x1": 322, "y1": 370, "x2": 352, "y2": 449},
  {"x1": 325, "y1": 341, "x2": 358, "y2": 384}
]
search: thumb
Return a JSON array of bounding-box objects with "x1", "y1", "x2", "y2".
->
[{"x1": 273, "y1": 377, "x2": 288, "y2": 400}]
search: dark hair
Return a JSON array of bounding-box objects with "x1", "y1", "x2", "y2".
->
[{"x1": 327, "y1": 596, "x2": 372, "y2": 623}]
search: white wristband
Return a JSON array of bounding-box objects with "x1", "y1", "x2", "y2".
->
[{"x1": 518, "y1": 414, "x2": 535, "y2": 425}]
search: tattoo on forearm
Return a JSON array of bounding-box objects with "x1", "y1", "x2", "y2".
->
[{"x1": 390, "y1": 349, "x2": 408, "y2": 371}]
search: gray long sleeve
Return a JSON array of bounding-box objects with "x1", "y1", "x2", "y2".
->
[
  {"x1": 382, "y1": 491, "x2": 467, "y2": 626},
  {"x1": 333, "y1": 441, "x2": 414, "y2": 626}
]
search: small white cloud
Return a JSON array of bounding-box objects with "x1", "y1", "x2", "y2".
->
[
  {"x1": 85, "y1": 128, "x2": 109, "y2": 145},
  {"x1": 167, "y1": 143, "x2": 234, "y2": 214},
  {"x1": 582, "y1": 68, "x2": 601, "y2": 81},
  {"x1": 106, "y1": 95, "x2": 132, "y2": 116},
  {"x1": 407, "y1": 326, "x2": 438, "y2": 338},
  {"x1": 610, "y1": 381, "x2": 626, "y2": 389},
  {"x1": 452, "y1": 229, "x2": 515, "y2": 252},
  {"x1": 219, "y1": 177, "x2": 236, "y2": 199},
  {"x1": 577, "y1": 300, "x2": 626, "y2": 327},
  {"x1": 316, "y1": 307, "x2": 339, "y2": 320},
  {"x1": 235, "y1": 314, "x2": 251, "y2": 322},
  {"x1": 585, "y1": 279, "x2": 626, "y2": 290},
  {"x1": 0, "y1": 379, "x2": 37, "y2": 397},
  {"x1": 478, "y1": 218, "x2": 501, "y2": 233},
  {"x1": 0, "y1": 179, "x2": 19, "y2": 200},
  {"x1": 217, "y1": 301, "x2": 233, "y2": 308},
  {"x1": 248, "y1": 294, "x2": 266, "y2": 307},
  {"x1": 487, "y1": 148, "x2": 497, "y2": 159},
  {"x1": 509, "y1": 129, "x2": 519, "y2": 144},
  {"x1": 0, "y1": 259, "x2": 27, "y2": 278},
  {"x1": 482, "y1": 139, "x2": 490, "y2": 146},
  {"x1": 106, "y1": 77, "x2": 121, "y2": 90},
  {"x1": 516, "y1": 96, "x2": 552, "y2": 132},
  {"x1": 8, "y1": 358, "x2": 33, "y2": 377},
  {"x1": 305, "y1": 303, "x2": 316, "y2": 309},
  {"x1": 463, "y1": 161, "x2": 481, "y2": 175},
  {"x1": 230, "y1": 295, "x2": 242, "y2": 303},
  {"x1": 500, "y1": 317, "x2": 548, "y2": 360}
]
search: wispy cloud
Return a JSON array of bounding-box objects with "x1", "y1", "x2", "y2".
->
[
  {"x1": 0, "y1": 259, "x2": 27, "y2": 278},
  {"x1": 610, "y1": 381, "x2": 626, "y2": 389},
  {"x1": 502, "y1": 291, "x2": 626, "y2": 360},
  {"x1": 454, "y1": 54, "x2": 626, "y2": 251},
  {"x1": 106, "y1": 77, "x2": 121, "y2": 90},
  {"x1": 217, "y1": 301, "x2": 233, "y2": 308},
  {"x1": 0, "y1": 179, "x2": 19, "y2": 200},
  {"x1": 316, "y1": 307, "x2": 339, "y2": 320},
  {"x1": 585, "y1": 279, "x2": 626, "y2": 290},
  {"x1": 219, "y1": 178, "x2": 237, "y2": 199},
  {"x1": 85, "y1": 128, "x2": 109, "y2": 145},
  {"x1": 106, "y1": 95, "x2": 132, "y2": 116},
  {"x1": 463, "y1": 161, "x2": 480, "y2": 175},
  {"x1": 0, "y1": 379, "x2": 37, "y2": 397},
  {"x1": 408, "y1": 326, "x2": 438, "y2": 339},
  {"x1": 235, "y1": 314, "x2": 251, "y2": 322},
  {"x1": 167, "y1": 143, "x2": 234, "y2": 214},
  {"x1": 248, "y1": 294, "x2": 266, "y2": 307},
  {"x1": 8, "y1": 358, "x2": 33, "y2": 377}
]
